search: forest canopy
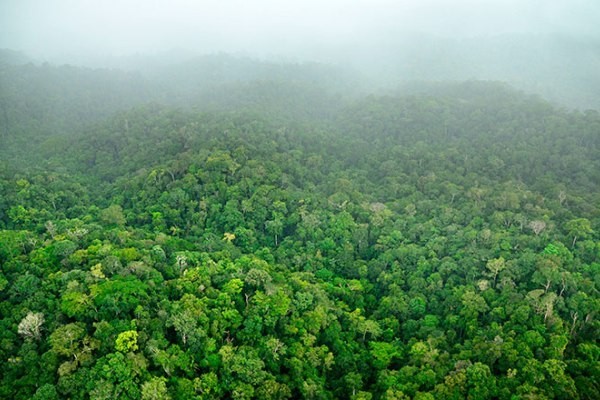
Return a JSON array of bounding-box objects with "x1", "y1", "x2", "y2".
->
[{"x1": 0, "y1": 53, "x2": 598, "y2": 399}]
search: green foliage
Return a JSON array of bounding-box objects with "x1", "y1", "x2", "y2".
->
[
  {"x1": 115, "y1": 331, "x2": 139, "y2": 353},
  {"x1": 0, "y1": 63, "x2": 598, "y2": 399},
  {"x1": 100, "y1": 205, "x2": 126, "y2": 227},
  {"x1": 141, "y1": 377, "x2": 171, "y2": 400},
  {"x1": 31, "y1": 384, "x2": 59, "y2": 400}
]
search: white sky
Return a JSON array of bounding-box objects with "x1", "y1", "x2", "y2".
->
[{"x1": 1, "y1": 0, "x2": 599, "y2": 59}]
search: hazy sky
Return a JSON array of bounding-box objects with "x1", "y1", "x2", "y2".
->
[{"x1": 1, "y1": 0, "x2": 599, "y2": 60}]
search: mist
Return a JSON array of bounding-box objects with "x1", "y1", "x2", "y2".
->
[
  {"x1": 2, "y1": 0, "x2": 598, "y2": 59},
  {"x1": 1, "y1": 0, "x2": 600, "y2": 109}
]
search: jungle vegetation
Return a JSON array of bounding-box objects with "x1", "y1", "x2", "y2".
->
[{"x1": 0, "y1": 53, "x2": 598, "y2": 399}]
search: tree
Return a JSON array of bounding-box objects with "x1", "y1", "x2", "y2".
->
[
  {"x1": 564, "y1": 218, "x2": 593, "y2": 248},
  {"x1": 90, "y1": 277, "x2": 149, "y2": 319},
  {"x1": 466, "y1": 362, "x2": 496, "y2": 399},
  {"x1": 141, "y1": 377, "x2": 171, "y2": 400},
  {"x1": 345, "y1": 372, "x2": 365, "y2": 398},
  {"x1": 99, "y1": 205, "x2": 126, "y2": 227},
  {"x1": 461, "y1": 290, "x2": 488, "y2": 320},
  {"x1": 485, "y1": 257, "x2": 505, "y2": 287},
  {"x1": 88, "y1": 352, "x2": 142, "y2": 400},
  {"x1": 49, "y1": 323, "x2": 87, "y2": 359},
  {"x1": 528, "y1": 220, "x2": 547, "y2": 236},
  {"x1": 527, "y1": 289, "x2": 558, "y2": 323},
  {"x1": 115, "y1": 330, "x2": 139, "y2": 353},
  {"x1": 265, "y1": 219, "x2": 284, "y2": 246},
  {"x1": 18, "y1": 312, "x2": 44, "y2": 341},
  {"x1": 370, "y1": 341, "x2": 400, "y2": 369}
]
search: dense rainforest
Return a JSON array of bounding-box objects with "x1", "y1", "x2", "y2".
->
[{"x1": 0, "y1": 53, "x2": 598, "y2": 400}]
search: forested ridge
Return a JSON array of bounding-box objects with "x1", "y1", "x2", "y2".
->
[{"x1": 0, "y1": 56, "x2": 598, "y2": 399}]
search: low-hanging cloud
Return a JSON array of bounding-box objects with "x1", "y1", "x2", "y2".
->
[{"x1": 1, "y1": 0, "x2": 599, "y2": 62}]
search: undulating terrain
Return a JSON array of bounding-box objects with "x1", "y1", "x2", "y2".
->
[{"x1": 0, "y1": 52, "x2": 598, "y2": 399}]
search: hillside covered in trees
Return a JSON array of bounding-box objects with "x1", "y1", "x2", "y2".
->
[{"x1": 0, "y1": 55, "x2": 598, "y2": 399}]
